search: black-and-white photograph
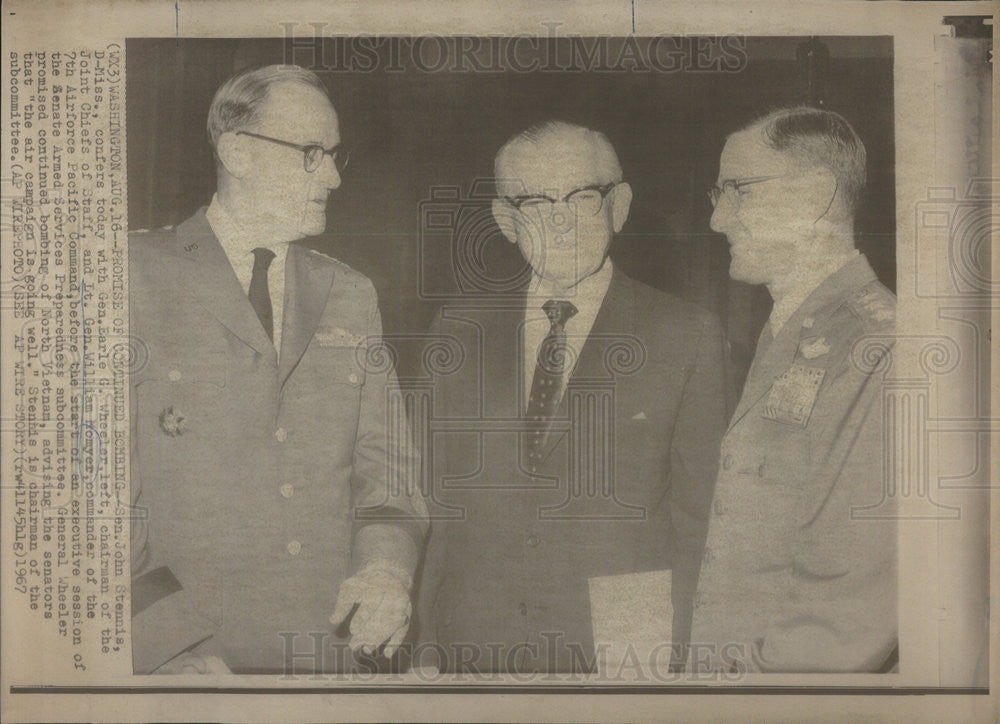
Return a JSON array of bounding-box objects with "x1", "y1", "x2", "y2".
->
[
  {"x1": 3, "y1": 2, "x2": 996, "y2": 720},
  {"x1": 126, "y1": 35, "x2": 900, "y2": 678}
]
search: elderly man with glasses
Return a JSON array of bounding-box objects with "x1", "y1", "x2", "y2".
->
[
  {"x1": 129, "y1": 65, "x2": 427, "y2": 675},
  {"x1": 690, "y1": 107, "x2": 897, "y2": 674},
  {"x1": 417, "y1": 120, "x2": 728, "y2": 674}
]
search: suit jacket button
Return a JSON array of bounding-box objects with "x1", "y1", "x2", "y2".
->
[
  {"x1": 286, "y1": 540, "x2": 301, "y2": 555},
  {"x1": 279, "y1": 483, "x2": 294, "y2": 499},
  {"x1": 275, "y1": 427, "x2": 288, "y2": 442},
  {"x1": 722, "y1": 454, "x2": 734, "y2": 470},
  {"x1": 526, "y1": 535, "x2": 540, "y2": 547}
]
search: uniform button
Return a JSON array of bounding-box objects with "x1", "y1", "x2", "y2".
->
[
  {"x1": 526, "y1": 535, "x2": 540, "y2": 547},
  {"x1": 518, "y1": 602, "x2": 527, "y2": 616},
  {"x1": 279, "y1": 483, "x2": 294, "y2": 499},
  {"x1": 722, "y1": 454, "x2": 734, "y2": 470},
  {"x1": 168, "y1": 369, "x2": 182, "y2": 382},
  {"x1": 713, "y1": 499, "x2": 725, "y2": 516},
  {"x1": 274, "y1": 427, "x2": 287, "y2": 442},
  {"x1": 286, "y1": 540, "x2": 301, "y2": 555},
  {"x1": 348, "y1": 372, "x2": 359, "y2": 384}
]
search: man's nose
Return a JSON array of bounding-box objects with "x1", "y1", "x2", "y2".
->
[
  {"x1": 315, "y1": 153, "x2": 342, "y2": 190},
  {"x1": 709, "y1": 199, "x2": 729, "y2": 234},
  {"x1": 544, "y1": 202, "x2": 578, "y2": 233}
]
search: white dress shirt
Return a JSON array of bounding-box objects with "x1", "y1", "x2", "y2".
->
[
  {"x1": 522, "y1": 261, "x2": 614, "y2": 408},
  {"x1": 768, "y1": 250, "x2": 859, "y2": 337},
  {"x1": 206, "y1": 195, "x2": 290, "y2": 354}
]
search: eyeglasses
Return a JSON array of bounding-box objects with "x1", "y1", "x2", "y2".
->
[
  {"x1": 505, "y1": 183, "x2": 618, "y2": 217},
  {"x1": 236, "y1": 131, "x2": 351, "y2": 174},
  {"x1": 707, "y1": 174, "x2": 787, "y2": 208}
]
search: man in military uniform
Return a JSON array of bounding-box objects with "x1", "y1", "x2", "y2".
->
[
  {"x1": 690, "y1": 107, "x2": 896, "y2": 673},
  {"x1": 129, "y1": 65, "x2": 427, "y2": 674}
]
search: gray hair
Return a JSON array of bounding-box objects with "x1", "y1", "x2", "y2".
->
[
  {"x1": 494, "y1": 120, "x2": 623, "y2": 186},
  {"x1": 206, "y1": 64, "x2": 328, "y2": 150},
  {"x1": 745, "y1": 106, "x2": 867, "y2": 214}
]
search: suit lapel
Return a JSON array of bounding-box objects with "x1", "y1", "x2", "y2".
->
[
  {"x1": 278, "y1": 244, "x2": 336, "y2": 387},
  {"x1": 168, "y1": 210, "x2": 277, "y2": 362},
  {"x1": 484, "y1": 300, "x2": 525, "y2": 420}
]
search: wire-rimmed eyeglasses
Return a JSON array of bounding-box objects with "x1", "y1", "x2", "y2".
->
[
  {"x1": 707, "y1": 174, "x2": 786, "y2": 208},
  {"x1": 237, "y1": 131, "x2": 351, "y2": 174}
]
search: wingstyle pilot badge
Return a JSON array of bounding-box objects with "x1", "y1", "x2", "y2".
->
[
  {"x1": 316, "y1": 327, "x2": 367, "y2": 348},
  {"x1": 762, "y1": 364, "x2": 826, "y2": 427},
  {"x1": 799, "y1": 337, "x2": 831, "y2": 359}
]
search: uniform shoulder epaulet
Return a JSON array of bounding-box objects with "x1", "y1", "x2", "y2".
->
[
  {"x1": 846, "y1": 280, "x2": 896, "y2": 330},
  {"x1": 305, "y1": 247, "x2": 364, "y2": 278},
  {"x1": 129, "y1": 224, "x2": 175, "y2": 235}
]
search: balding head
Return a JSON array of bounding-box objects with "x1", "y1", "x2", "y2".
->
[{"x1": 494, "y1": 121, "x2": 623, "y2": 197}]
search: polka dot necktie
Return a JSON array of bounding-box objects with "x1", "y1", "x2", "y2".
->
[
  {"x1": 248, "y1": 247, "x2": 276, "y2": 341},
  {"x1": 524, "y1": 299, "x2": 578, "y2": 470}
]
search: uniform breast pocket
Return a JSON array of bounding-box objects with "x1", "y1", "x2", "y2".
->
[
  {"x1": 289, "y1": 346, "x2": 369, "y2": 445},
  {"x1": 302, "y1": 346, "x2": 368, "y2": 393},
  {"x1": 133, "y1": 353, "x2": 230, "y2": 477}
]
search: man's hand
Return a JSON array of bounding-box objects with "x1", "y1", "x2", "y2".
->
[
  {"x1": 153, "y1": 651, "x2": 231, "y2": 675},
  {"x1": 330, "y1": 558, "x2": 412, "y2": 658}
]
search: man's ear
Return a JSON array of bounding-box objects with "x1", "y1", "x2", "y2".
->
[
  {"x1": 610, "y1": 182, "x2": 633, "y2": 234},
  {"x1": 810, "y1": 166, "x2": 839, "y2": 214},
  {"x1": 216, "y1": 132, "x2": 252, "y2": 179},
  {"x1": 492, "y1": 198, "x2": 518, "y2": 244}
]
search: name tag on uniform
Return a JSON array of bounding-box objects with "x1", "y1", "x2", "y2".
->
[{"x1": 762, "y1": 364, "x2": 825, "y2": 427}]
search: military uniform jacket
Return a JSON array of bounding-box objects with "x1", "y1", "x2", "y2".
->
[
  {"x1": 418, "y1": 269, "x2": 728, "y2": 672},
  {"x1": 129, "y1": 209, "x2": 427, "y2": 674},
  {"x1": 690, "y1": 254, "x2": 897, "y2": 673}
]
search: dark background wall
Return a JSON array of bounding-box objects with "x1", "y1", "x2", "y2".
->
[{"x1": 126, "y1": 36, "x2": 895, "y2": 387}]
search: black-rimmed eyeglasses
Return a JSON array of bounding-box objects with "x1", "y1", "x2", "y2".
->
[
  {"x1": 505, "y1": 182, "x2": 618, "y2": 217},
  {"x1": 236, "y1": 131, "x2": 351, "y2": 174},
  {"x1": 708, "y1": 174, "x2": 786, "y2": 208}
]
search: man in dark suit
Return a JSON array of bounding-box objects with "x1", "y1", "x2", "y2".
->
[
  {"x1": 129, "y1": 65, "x2": 427, "y2": 674},
  {"x1": 417, "y1": 121, "x2": 728, "y2": 673}
]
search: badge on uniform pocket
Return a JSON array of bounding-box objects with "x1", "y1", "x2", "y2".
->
[{"x1": 761, "y1": 364, "x2": 825, "y2": 427}]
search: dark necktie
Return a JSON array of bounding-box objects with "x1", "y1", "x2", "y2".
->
[
  {"x1": 248, "y1": 247, "x2": 276, "y2": 341},
  {"x1": 524, "y1": 299, "x2": 578, "y2": 469}
]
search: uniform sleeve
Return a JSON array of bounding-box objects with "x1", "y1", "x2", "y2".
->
[
  {"x1": 753, "y1": 342, "x2": 897, "y2": 672},
  {"x1": 348, "y1": 282, "x2": 429, "y2": 575},
  {"x1": 669, "y1": 311, "x2": 729, "y2": 661},
  {"x1": 129, "y1": 251, "x2": 219, "y2": 673}
]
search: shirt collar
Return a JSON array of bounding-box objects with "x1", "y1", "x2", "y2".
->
[
  {"x1": 526, "y1": 260, "x2": 614, "y2": 321},
  {"x1": 769, "y1": 250, "x2": 859, "y2": 337}
]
